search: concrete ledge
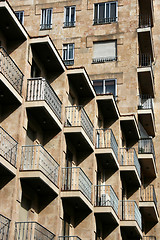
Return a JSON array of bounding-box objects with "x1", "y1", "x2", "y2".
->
[
  {"x1": 0, "y1": 155, "x2": 17, "y2": 175},
  {"x1": 95, "y1": 148, "x2": 119, "y2": 169},
  {"x1": 94, "y1": 206, "x2": 119, "y2": 224},
  {"x1": 139, "y1": 201, "x2": 159, "y2": 222},
  {"x1": 120, "y1": 166, "x2": 141, "y2": 186},
  {"x1": 120, "y1": 220, "x2": 143, "y2": 238}
]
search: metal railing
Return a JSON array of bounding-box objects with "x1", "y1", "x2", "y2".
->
[
  {"x1": 138, "y1": 138, "x2": 155, "y2": 156},
  {"x1": 141, "y1": 185, "x2": 157, "y2": 206},
  {"x1": 0, "y1": 214, "x2": 10, "y2": 240},
  {"x1": 139, "y1": 53, "x2": 152, "y2": 67},
  {"x1": 92, "y1": 56, "x2": 117, "y2": 63},
  {"x1": 120, "y1": 201, "x2": 142, "y2": 229},
  {"x1": 94, "y1": 185, "x2": 118, "y2": 215},
  {"x1": 65, "y1": 106, "x2": 94, "y2": 143},
  {"x1": 21, "y1": 145, "x2": 59, "y2": 186},
  {"x1": 63, "y1": 59, "x2": 74, "y2": 66},
  {"x1": 93, "y1": 17, "x2": 117, "y2": 25},
  {"x1": 27, "y1": 78, "x2": 62, "y2": 120},
  {"x1": 120, "y1": 148, "x2": 141, "y2": 178},
  {"x1": 143, "y1": 237, "x2": 156, "y2": 240},
  {"x1": 64, "y1": 21, "x2": 75, "y2": 27},
  {"x1": 59, "y1": 237, "x2": 81, "y2": 240},
  {"x1": 139, "y1": 15, "x2": 152, "y2": 28},
  {"x1": 61, "y1": 167, "x2": 92, "y2": 202},
  {"x1": 138, "y1": 95, "x2": 154, "y2": 111},
  {"x1": 0, "y1": 126, "x2": 18, "y2": 167},
  {"x1": 15, "y1": 222, "x2": 55, "y2": 240},
  {"x1": 96, "y1": 129, "x2": 118, "y2": 159},
  {"x1": 40, "y1": 24, "x2": 52, "y2": 30},
  {"x1": 0, "y1": 46, "x2": 23, "y2": 95}
]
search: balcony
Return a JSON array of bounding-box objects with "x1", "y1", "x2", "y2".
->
[
  {"x1": 138, "y1": 95, "x2": 155, "y2": 136},
  {"x1": 64, "y1": 21, "x2": 75, "y2": 27},
  {"x1": 120, "y1": 148, "x2": 141, "y2": 187},
  {"x1": 94, "y1": 185, "x2": 119, "y2": 225},
  {"x1": 143, "y1": 237, "x2": 156, "y2": 240},
  {"x1": 138, "y1": 138, "x2": 157, "y2": 178},
  {"x1": 67, "y1": 68, "x2": 96, "y2": 104},
  {"x1": 0, "y1": 214, "x2": 10, "y2": 240},
  {"x1": 93, "y1": 17, "x2": 117, "y2": 25},
  {"x1": 64, "y1": 106, "x2": 94, "y2": 151},
  {"x1": 0, "y1": 46, "x2": 23, "y2": 104},
  {"x1": 59, "y1": 237, "x2": 81, "y2": 240},
  {"x1": 61, "y1": 167, "x2": 92, "y2": 211},
  {"x1": 0, "y1": 126, "x2": 17, "y2": 176},
  {"x1": 15, "y1": 222, "x2": 55, "y2": 240},
  {"x1": 95, "y1": 129, "x2": 119, "y2": 169},
  {"x1": 120, "y1": 201, "x2": 142, "y2": 238},
  {"x1": 26, "y1": 78, "x2": 62, "y2": 130},
  {"x1": 20, "y1": 145, "x2": 59, "y2": 195},
  {"x1": 137, "y1": 54, "x2": 154, "y2": 97},
  {"x1": 140, "y1": 185, "x2": 159, "y2": 223}
]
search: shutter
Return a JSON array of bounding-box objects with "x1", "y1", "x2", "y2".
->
[{"x1": 93, "y1": 41, "x2": 116, "y2": 61}]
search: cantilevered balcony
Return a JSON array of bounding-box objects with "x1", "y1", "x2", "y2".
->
[
  {"x1": 61, "y1": 167, "x2": 92, "y2": 210},
  {"x1": 94, "y1": 185, "x2": 119, "y2": 225},
  {"x1": 59, "y1": 237, "x2": 81, "y2": 240},
  {"x1": 64, "y1": 106, "x2": 94, "y2": 151},
  {"x1": 143, "y1": 237, "x2": 156, "y2": 240},
  {"x1": 0, "y1": 47, "x2": 23, "y2": 104},
  {"x1": 0, "y1": 126, "x2": 17, "y2": 176},
  {"x1": 138, "y1": 95, "x2": 155, "y2": 136},
  {"x1": 26, "y1": 77, "x2": 62, "y2": 130},
  {"x1": 0, "y1": 214, "x2": 10, "y2": 240},
  {"x1": 20, "y1": 145, "x2": 59, "y2": 195},
  {"x1": 15, "y1": 222, "x2": 55, "y2": 240},
  {"x1": 140, "y1": 185, "x2": 159, "y2": 223},
  {"x1": 120, "y1": 201, "x2": 142, "y2": 238},
  {"x1": 138, "y1": 138, "x2": 156, "y2": 178},
  {"x1": 120, "y1": 148, "x2": 141, "y2": 187},
  {"x1": 137, "y1": 54, "x2": 154, "y2": 97},
  {"x1": 95, "y1": 129, "x2": 119, "y2": 169}
]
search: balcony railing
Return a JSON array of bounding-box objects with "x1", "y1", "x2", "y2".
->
[
  {"x1": 0, "y1": 126, "x2": 18, "y2": 167},
  {"x1": 0, "y1": 46, "x2": 23, "y2": 95},
  {"x1": 139, "y1": 53, "x2": 152, "y2": 67},
  {"x1": 120, "y1": 201, "x2": 142, "y2": 229},
  {"x1": 15, "y1": 222, "x2": 55, "y2": 240},
  {"x1": 138, "y1": 95, "x2": 154, "y2": 111},
  {"x1": 64, "y1": 21, "x2": 75, "y2": 27},
  {"x1": 94, "y1": 185, "x2": 118, "y2": 215},
  {"x1": 96, "y1": 129, "x2": 118, "y2": 159},
  {"x1": 138, "y1": 138, "x2": 155, "y2": 157},
  {"x1": 93, "y1": 17, "x2": 117, "y2": 25},
  {"x1": 27, "y1": 78, "x2": 62, "y2": 120},
  {"x1": 143, "y1": 237, "x2": 156, "y2": 240},
  {"x1": 141, "y1": 185, "x2": 157, "y2": 206},
  {"x1": 65, "y1": 106, "x2": 94, "y2": 143},
  {"x1": 63, "y1": 59, "x2": 74, "y2": 66},
  {"x1": 120, "y1": 148, "x2": 141, "y2": 178},
  {"x1": 40, "y1": 24, "x2": 52, "y2": 30},
  {"x1": 62, "y1": 167, "x2": 92, "y2": 202},
  {"x1": 59, "y1": 237, "x2": 82, "y2": 240},
  {"x1": 0, "y1": 214, "x2": 10, "y2": 240},
  {"x1": 21, "y1": 145, "x2": 59, "y2": 186},
  {"x1": 139, "y1": 15, "x2": 152, "y2": 28}
]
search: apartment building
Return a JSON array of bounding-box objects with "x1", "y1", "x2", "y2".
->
[{"x1": 0, "y1": 0, "x2": 159, "y2": 239}]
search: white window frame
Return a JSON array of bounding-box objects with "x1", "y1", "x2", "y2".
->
[
  {"x1": 94, "y1": 1, "x2": 118, "y2": 24},
  {"x1": 63, "y1": 43, "x2": 75, "y2": 65},
  {"x1": 40, "y1": 8, "x2": 53, "y2": 30},
  {"x1": 15, "y1": 11, "x2": 24, "y2": 25},
  {"x1": 93, "y1": 79, "x2": 117, "y2": 97},
  {"x1": 64, "y1": 6, "x2": 76, "y2": 27}
]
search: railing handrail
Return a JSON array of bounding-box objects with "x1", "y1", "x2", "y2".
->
[
  {"x1": 0, "y1": 214, "x2": 10, "y2": 222},
  {"x1": 0, "y1": 126, "x2": 18, "y2": 144},
  {"x1": 58, "y1": 237, "x2": 82, "y2": 240}
]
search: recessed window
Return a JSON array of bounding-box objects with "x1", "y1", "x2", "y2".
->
[
  {"x1": 93, "y1": 79, "x2": 117, "y2": 96},
  {"x1": 92, "y1": 41, "x2": 117, "y2": 63},
  {"x1": 40, "y1": 8, "x2": 52, "y2": 30},
  {"x1": 15, "y1": 11, "x2": 24, "y2": 24},
  {"x1": 64, "y1": 6, "x2": 76, "y2": 27},
  {"x1": 63, "y1": 43, "x2": 74, "y2": 66},
  {"x1": 94, "y1": 2, "x2": 118, "y2": 25}
]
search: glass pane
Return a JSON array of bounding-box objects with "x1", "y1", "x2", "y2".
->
[
  {"x1": 93, "y1": 80, "x2": 103, "y2": 94},
  {"x1": 105, "y1": 80, "x2": 115, "y2": 95},
  {"x1": 99, "y1": 3, "x2": 105, "y2": 20},
  {"x1": 110, "y1": 3, "x2": 116, "y2": 20},
  {"x1": 106, "y1": 4, "x2": 109, "y2": 20},
  {"x1": 94, "y1": 4, "x2": 98, "y2": 20},
  {"x1": 65, "y1": 7, "x2": 69, "y2": 22},
  {"x1": 71, "y1": 7, "x2": 75, "y2": 22},
  {"x1": 69, "y1": 44, "x2": 74, "y2": 59},
  {"x1": 63, "y1": 46, "x2": 68, "y2": 60}
]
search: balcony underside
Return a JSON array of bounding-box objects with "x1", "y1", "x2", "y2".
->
[
  {"x1": 0, "y1": 73, "x2": 22, "y2": 105},
  {"x1": 96, "y1": 95, "x2": 119, "y2": 122},
  {"x1": 120, "y1": 222, "x2": 143, "y2": 239},
  {"x1": 120, "y1": 116, "x2": 140, "y2": 142},
  {"x1": 138, "y1": 154, "x2": 157, "y2": 179},
  {"x1": 64, "y1": 127, "x2": 94, "y2": 151},
  {"x1": 61, "y1": 191, "x2": 93, "y2": 212},
  {"x1": 138, "y1": 110, "x2": 155, "y2": 136},
  {"x1": 25, "y1": 102, "x2": 62, "y2": 130},
  {"x1": 139, "y1": 202, "x2": 159, "y2": 223},
  {"x1": 137, "y1": 28, "x2": 154, "y2": 59},
  {"x1": 95, "y1": 149, "x2": 119, "y2": 169},
  {"x1": 137, "y1": 68, "x2": 154, "y2": 97},
  {"x1": 19, "y1": 171, "x2": 59, "y2": 196},
  {"x1": 120, "y1": 166, "x2": 141, "y2": 187},
  {"x1": 94, "y1": 206, "x2": 119, "y2": 226},
  {"x1": 0, "y1": 156, "x2": 16, "y2": 187}
]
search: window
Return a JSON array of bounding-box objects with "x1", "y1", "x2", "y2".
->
[
  {"x1": 63, "y1": 43, "x2": 74, "y2": 66},
  {"x1": 93, "y1": 41, "x2": 117, "y2": 63},
  {"x1": 64, "y1": 6, "x2": 76, "y2": 27},
  {"x1": 94, "y1": 2, "x2": 117, "y2": 24},
  {"x1": 15, "y1": 11, "x2": 24, "y2": 24},
  {"x1": 40, "y1": 8, "x2": 52, "y2": 30},
  {"x1": 93, "y1": 79, "x2": 117, "y2": 96}
]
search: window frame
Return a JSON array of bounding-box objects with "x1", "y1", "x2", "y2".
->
[
  {"x1": 64, "y1": 6, "x2": 76, "y2": 27},
  {"x1": 94, "y1": 1, "x2": 118, "y2": 25},
  {"x1": 40, "y1": 8, "x2": 53, "y2": 30},
  {"x1": 93, "y1": 79, "x2": 117, "y2": 97},
  {"x1": 15, "y1": 11, "x2": 24, "y2": 25},
  {"x1": 63, "y1": 43, "x2": 75, "y2": 66}
]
